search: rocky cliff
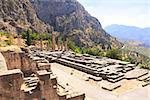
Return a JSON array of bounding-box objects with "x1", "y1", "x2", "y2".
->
[
  {"x1": 0, "y1": 0, "x2": 122, "y2": 49},
  {"x1": 0, "y1": 0, "x2": 53, "y2": 34},
  {"x1": 31, "y1": 0, "x2": 122, "y2": 48}
]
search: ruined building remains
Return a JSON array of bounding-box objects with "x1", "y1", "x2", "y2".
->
[{"x1": 0, "y1": 51, "x2": 85, "y2": 100}]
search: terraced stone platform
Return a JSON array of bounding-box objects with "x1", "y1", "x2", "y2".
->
[{"x1": 34, "y1": 51, "x2": 150, "y2": 92}]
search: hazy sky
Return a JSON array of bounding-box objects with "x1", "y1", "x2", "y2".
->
[{"x1": 77, "y1": 0, "x2": 150, "y2": 28}]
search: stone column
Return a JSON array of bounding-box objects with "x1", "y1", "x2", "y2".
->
[
  {"x1": 17, "y1": 35, "x2": 22, "y2": 47},
  {"x1": 57, "y1": 40, "x2": 61, "y2": 51},
  {"x1": 61, "y1": 42, "x2": 64, "y2": 51},
  {"x1": 40, "y1": 37, "x2": 43, "y2": 51},
  {"x1": 64, "y1": 41, "x2": 68, "y2": 51},
  {"x1": 52, "y1": 32, "x2": 56, "y2": 51}
]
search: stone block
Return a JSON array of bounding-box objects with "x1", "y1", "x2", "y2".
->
[
  {"x1": 125, "y1": 68, "x2": 148, "y2": 80},
  {"x1": 36, "y1": 70, "x2": 51, "y2": 81},
  {"x1": 101, "y1": 81, "x2": 121, "y2": 91},
  {"x1": 0, "y1": 69, "x2": 24, "y2": 99},
  {"x1": 138, "y1": 74, "x2": 150, "y2": 81},
  {"x1": 88, "y1": 75, "x2": 102, "y2": 81},
  {"x1": 37, "y1": 63, "x2": 51, "y2": 71}
]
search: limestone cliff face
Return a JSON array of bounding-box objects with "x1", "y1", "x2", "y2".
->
[
  {"x1": 0, "y1": 0, "x2": 122, "y2": 49},
  {"x1": 31, "y1": 0, "x2": 122, "y2": 48},
  {"x1": 0, "y1": 0, "x2": 53, "y2": 34}
]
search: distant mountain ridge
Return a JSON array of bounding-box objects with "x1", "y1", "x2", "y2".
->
[{"x1": 105, "y1": 24, "x2": 150, "y2": 46}]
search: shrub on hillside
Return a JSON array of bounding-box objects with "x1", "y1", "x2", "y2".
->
[
  {"x1": 83, "y1": 47, "x2": 102, "y2": 56},
  {"x1": 123, "y1": 56, "x2": 137, "y2": 64},
  {"x1": 106, "y1": 48, "x2": 122, "y2": 60}
]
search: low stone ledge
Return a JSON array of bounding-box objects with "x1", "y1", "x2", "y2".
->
[{"x1": 101, "y1": 81, "x2": 121, "y2": 91}]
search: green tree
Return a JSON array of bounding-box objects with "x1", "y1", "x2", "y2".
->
[
  {"x1": 31, "y1": 33, "x2": 40, "y2": 40},
  {"x1": 26, "y1": 29, "x2": 32, "y2": 46},
  {"x1": 67, "y1": 39, "x2": 76, "y2": 51},
  {"x1": 41, "y1": 33, "x2": 49, "y2": 40},
  {"x1": 48, "y1": 38, "x2": 52, "y2": 48},
  {"x1": 0, "y1": 32, "x2": 8, "y2": 36},
  {"x1": 138, "y1": 62, "x2": 150, "y2": 69},
  {"x1": 67, "y1": 39, "x2": 82, "y2": 53},
  {"x1": 74, "y1": 47, "x2": 82, "y2": 54},
  {"x1": 124, "y1": 56, "x2": 136, "y2": 64},
  {"x1": 84, "y1": 47, "x2": 102, "y2": 56},
  {"x1": 21, "y1": 32, "x2": 27, "y2": 39},
  {"x1": 106, "y1": 48, "x2": 122, "y2": 60}
]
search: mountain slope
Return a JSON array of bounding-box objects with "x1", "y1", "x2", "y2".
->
[
  {"x1": 30, "y1": 0, "x2": 122, "y2": 48},
  {"x1": 105, "y1": 24, "x2": 150, "y2": 46},
  {"x1": 0, "y1": 0, "x2": 122, "y2": 49},
  {"x1": 0, "y1": 0, "x2": 53, "y2": 34}
]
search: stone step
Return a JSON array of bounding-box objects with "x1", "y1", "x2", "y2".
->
[
  {"x1": 106, "y1": 73, "x2": 124, "y2": 79},
  {"x1": 88, "y1": 75, "x2": 102, "y2": 81},
  {"x1": 142, "y1": 82, "x2": 150, "y2": 87},
  {"x1": 137, "y1": 74, "x2": 150, "y2": 81},
  {"x1": 107, "y1": 76, "x2": 124, "y2": 83},
  {"x1": 28, "y1": 83, "x2": 38, "y2": 87},
  {"x1": 125, "y1": 69, "x2": 148, "y2": 80},
  {"x1": 101, "y1": 81, "x2": 121, "y2": 91},
  {"x1": 124, "y1": 67, "x2": 134, "y2": 72},
  {"x1": 144, "y1": 77, "x2": 150, "y2": 82}
]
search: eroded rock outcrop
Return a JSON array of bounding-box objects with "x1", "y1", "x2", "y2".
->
[
  {"x1": 0, "y1": 0, "x2": 122, "y2": 49},
  {"x1": 31, "y1": 0, "x2": 122, "y2": 48},
  {"x1": 0, "y1": 0, "x2": 53, "y2": 34}
]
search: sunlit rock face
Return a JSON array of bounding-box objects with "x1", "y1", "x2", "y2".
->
[
  {"x1": 0, "y1": 52, "x2": 7, "y2": 72},
  {"x1": 30, "y1": 0, "x2": 122, "y2": 48},
  {"x1": 0, "y1": 0, "x2": 53, "y2": 34}
]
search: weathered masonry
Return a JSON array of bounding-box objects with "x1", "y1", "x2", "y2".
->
[{"x1": 0, "y1": 51, "x2": 85, "y2": 100}]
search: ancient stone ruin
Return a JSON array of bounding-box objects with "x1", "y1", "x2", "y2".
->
[
  {"x1": 0, "y1": 52, "x2": 7, "y2": 72},
  {"x1": 0, "y1": 50, "x2": 85, "y2": 100},
  {"x1": 38, "y1": 50, "x2": 150, "y2": 91},
  {"x1": 0, "y1": 47, "x2": 150, "y2": 99}
]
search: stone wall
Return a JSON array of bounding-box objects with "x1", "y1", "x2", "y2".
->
[
  {"x1": 2, "y1": 51, "x2": 22, "y2": 70},
  {"x1": 2, "y1": 51, "x2": 37, "y2": 75},
  {"x1": 0, "y1": 52, "x2": 7, "y2": 72},
  {"x1": 0, "y1": 69, "x2": 59, "y2": 100},
  {"x1": 0, "y1": 51, "x2": 85, "y2": 100},
  {"x1": 0, "y1": 69, "x2": 24, "y2": 100}
]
